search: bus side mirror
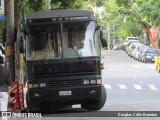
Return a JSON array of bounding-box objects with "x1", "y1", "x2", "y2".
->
[
  {"x1": 19, "y1": 33, "x2": 25, "y2": 53},
  {"x1": 100, "y1": 29, "x2": 107, "y2": 47}
]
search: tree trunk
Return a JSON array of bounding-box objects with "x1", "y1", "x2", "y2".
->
[{"x1": 15, "y1": 0, "x2": 24, "y2": 83}]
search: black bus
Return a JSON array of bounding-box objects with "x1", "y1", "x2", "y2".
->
[{"x1": 20, "y1": 9, "x2": 107, "y2": 112}]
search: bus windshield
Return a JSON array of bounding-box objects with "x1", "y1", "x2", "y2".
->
[{"x1": 26, "y1": 21, "x2": 100, "y2": 60}]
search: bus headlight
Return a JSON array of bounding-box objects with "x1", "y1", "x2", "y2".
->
[
  {"x1": 90, "y1": 80, "x2": 96, "y2": 84},
  {"x1": 33, "y1": 84, "x2": 39, "y2": 88},
  {"x1": 34, "y1": 93, "x2": 40, "y2": 97},
  {"x1": 83, "y1": 80, "x2": 89, "y2": 85},
  {"x1": 40, "y1": 83, "x2": 46, "y2": 88}
]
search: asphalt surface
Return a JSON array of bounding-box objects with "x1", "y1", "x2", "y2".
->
[{"x1": 102, "y1": 50, "x2": 160, "y2": 111}]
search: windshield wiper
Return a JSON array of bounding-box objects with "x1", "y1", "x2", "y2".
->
[
  {"x1": 71, "y1": 47, "x2": 83, "y2": 61},
  {"x1": 43, "y1": 42, "x2": 53, "y2": 64},
  {"x1": 43, "y1": 48, "x2": 48, "y2": 64}
]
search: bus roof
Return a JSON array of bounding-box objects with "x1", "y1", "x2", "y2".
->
[{"x1": 26, "y1": 9, "x2": 94, "y2": 20}]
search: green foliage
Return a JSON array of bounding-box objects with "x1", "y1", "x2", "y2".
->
[
  {"x1": 22, "y1": 0, "x2": 49, "y2": 16},
  {"x1": 0, "y1": 21, "x2": 5, "y2": 38},
  {"x1": 118, "y1": 21, "x2": 141, "y2": 37},
  {"x1": 95, "y1": 0, "x2": 106, "y2": 7},
  {"x1": 115, "y1": 0, "x2": 132, "y2": 9},
  {"x1": 28, "y1": 0, "x2": 48, "y2": 11},
  {"x1": 98, "y1": 1, "x2": 133, "y2": 41},
  {"x1": 51, "y1": 0, "x2": 93, "y2": 9},
  {"x1": 137, "y1": 0, "x2": 160, "y2": 26},
  {"x1": 96, "y1": 1, "x2": 121, "y2": 27},
  {"x1": 51, "y1": 0, "x2": 81, "y2": 9}
]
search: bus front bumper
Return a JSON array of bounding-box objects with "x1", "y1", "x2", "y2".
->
[{"x1": 27, "y1": 85, "x2": 102, "y2": 104}]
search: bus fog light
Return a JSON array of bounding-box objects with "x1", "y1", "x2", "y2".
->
[
  {"x1": 40, "y1": 83, "x2": 46, "y2": 87},
  {"x1": 90, "y1": 90, "x2": 96, "y2": 94},
  {"x1": 90, "y1": 80, "x2": 96, "y2": 84},
  {"x1": 83, "y1": 80, "x2": 89, "y2": 85},
  {"x1": 34, "y1": 93, "x2": 40, "y2": 97},
  {"x1": 33, "y1": 84, "x2": 39, "y2": 88}
]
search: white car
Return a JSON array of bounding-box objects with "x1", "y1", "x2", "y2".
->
[
  {"x1": 139, "y1": 46, "x2": 151, "y2": 62},
  {"x1": 132, "y1": 44, "x2": 144, "y2": 60},
  {"x1": 126, "y1": 36, "x2": 139, "y2": 41},
  {"x1": 128, "y1": 43, "x2": 141, "y2": 57},
  {"x1": 126, "y1": 40, "x2": 140, "y2": 53}
]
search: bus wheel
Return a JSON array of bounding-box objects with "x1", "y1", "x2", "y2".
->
[
  {"x1": 81, "y1": 85, "x2": 106, "y2": 111},
  {"x1": 26, "y1": 91, "x2": 41, "y2": 112}
]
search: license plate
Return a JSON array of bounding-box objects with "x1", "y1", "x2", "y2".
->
[{"x1": 59, "y1": 91, "x2": 72, "y2": 96}]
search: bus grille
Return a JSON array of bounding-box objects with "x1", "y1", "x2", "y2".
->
[{"x1": 48, "y1": 79, "x2": 83, "y2": 88}]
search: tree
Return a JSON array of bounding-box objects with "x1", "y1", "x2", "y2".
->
[
  {"x1": 50, "y1": 0, "x2": 95, "y2": 9},
  {"x1": 14, "y1": 0, "x2": 50, "y2": 82},
  {"x1": 0, "y1": 21, "x2": 4, "y2": 40},
  {"x1": 136, "y1": 0, "x2": 160, "y2": 47},
  {"x1": 137, "y1": 0, "x2": 160, "y2": 26},
  {"x1": 95, "y1": 0, "x2": 126, "y2": 45}
]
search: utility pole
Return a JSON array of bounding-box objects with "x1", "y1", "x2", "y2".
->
[
  {"x1": 113, "y1": 26, "x2": 116, "y2": 47},
  {"x1": 6, "y1": 0, "x2": 15, "y2": 81},
  {"x1": 48, "y1": 0, "x2": 51, "y2": 10},
  {"x1": 107, "y1": 23, "x2": 111, "y2": 50}
]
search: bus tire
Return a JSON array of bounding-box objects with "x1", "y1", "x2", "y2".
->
[
  {"x1": 81, "y1": 85, "x2": 106, "y2": 111},
  {"x1": 26, "y1": 91, "x2": 41, "y2": 112}
]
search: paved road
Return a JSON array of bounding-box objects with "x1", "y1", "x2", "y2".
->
[{"x1": 102, "y1": 50, "x2": 160, "y2": 111}]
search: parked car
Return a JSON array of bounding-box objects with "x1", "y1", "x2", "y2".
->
[
  {"x1": 126, "y1": 36, "x2": 139, "y2": 41},
  {"x1": 140, "y1": 48, "x2": 160, "y2": 63},
  {"x1": 128, "y1": 43, "x2": 142, "y2": 57},
  {"x1": 122, "y1": 41, "x2": 128, "y2": 51},
  {"x1": 132, "y1": 44, "x2": 143, "y2": 59},
  {"x1": 123, "y1": 37, "x2": 140, "y2": 52},
  {"x1": 113, "y1": 44, "x2": 123, "y2": 50},
  {"x1": 132, "y1": 45, "x2": 150, "y2": 60},
  {"x1": 125, "y1": 40, "x2": 140, "y2": 53},
  {"x1": 138, "y1": 46, "x2": 151, "y2": 62}
]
